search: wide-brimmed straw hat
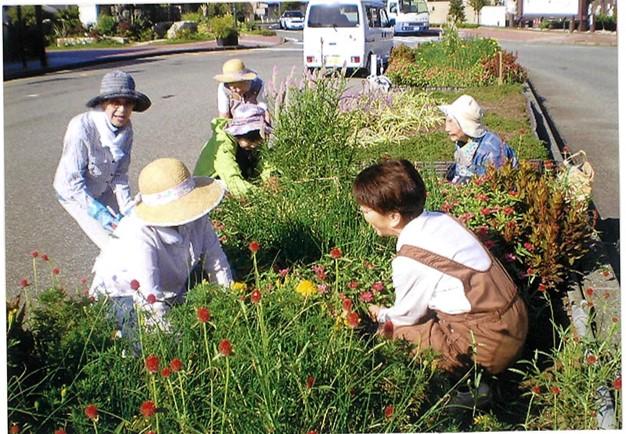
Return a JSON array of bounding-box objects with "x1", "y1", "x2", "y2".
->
[
  {"x1": 86, "y1": 70, "x2": 151, "y2": 112},
  {"x1": 438, "y1": 94, "x2": 486, "y2": 138},
  {"x1": 225, "y1": 103, "x2": 272, "y2": 138},
  {"x1": 214, "y1": 59, "x2": 257, "y2": 83},
  {"x1": 134, "y1": 158, "x2": 224, "y2": 227}
]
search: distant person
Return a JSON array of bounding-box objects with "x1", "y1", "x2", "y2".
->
[
  {"x1": 439, "y1": 95, "x2": 517, "y2": 184},
  {"x1": 215, "y1": 58, "x2": 265, "y2": 119},
  {"x1": 353, "y1": 159, "x2": 527, "y2": 377},
  {"x1": 90, "y1": 158, "x2": 232, "y2": 333},
  {"x1": 194, "y1": 103, "x2": 274, "y2": 197},
  {"x1": 53, "y1": 70, "x2": 151, "y2": 249}
]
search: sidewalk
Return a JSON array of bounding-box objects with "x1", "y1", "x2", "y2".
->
[
  {"x1": 3, "y1": 34, "x2": 284, "y2": 81},
  {"x1": 460, "y1": 27, "x2": 617, "y2": 46}
]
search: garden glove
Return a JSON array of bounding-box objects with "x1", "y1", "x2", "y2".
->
[{"x1": 87, "y1": 198, "x2": 121, "y2": 232}]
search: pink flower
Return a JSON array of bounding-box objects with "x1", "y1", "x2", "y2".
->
[
  {"x1": 145, "y1": 354, "x2": 159, "y2": 373},
  {"x1": 19, "y1": 278, "x2": 29, "y2": 288},
  {"x1": 251, "y1": 289, "x2": 262, "y2": 304},
  {"x1": 523, "y1": 242, "x2": 535, "y2": 252},
  {"x1": 147, "y1": 294, "x2": 157, "y2": 304},
  {"x1": 31, "y1": 250, "x2": 39, "y2": 258},
  {"x1": 317, "y1": 284, "x2": 328, "y2": 294},
  {"x1": 359, "y1": 291, "x2": 373, "y2": 302},
  {"x1": 346, "y1": 312, "x2": 360, "y2": 328},
  {"x1": 140, "y1": 400, "x2": 157, "y2": 418},
  {"x1": 84, "y1": 403, "x2": 98, "y2": 420},
  {"x1": 196, "y1": 307, "x2": 211, "y2": 323},
  {"x1": 170, "y1": 358, "x2": 183, "y2": 372},
  {"x1": 312, "y1": 264, "x2": 327, "y2": 281},
  {"x1": 219, "y1": 339, "x2": 233, "y2": 356},
  {"x1": 52, "y1": 267, "x2": 61, "y2": 275},
  {"x1": 347, "y1": 280, "x2": 359, "y2": 290},
  {"x1": 130, "y1": 279, "x2": 140, "y2": 290},
  {"x1": 504, "y1": 253, "x2": 517, "y2": 262},
  {"x1": 41, "y1": 254, "x2": 49, "y2": 261},
  {"x1": 371, "y1": 281, "x2": 384, "y2": 292},
  {"x1": 329, "y1": 247, "x2": 342, "y2": 259},
  {"x1": 248, "y1": 241, "x2": 261, "y2": 253},
  {"x1": 278, "y1": 268, "x2": 289, "y2": 278},
  {"x1": 384, "y1": 404, "x2": 394, "y2": 418}
]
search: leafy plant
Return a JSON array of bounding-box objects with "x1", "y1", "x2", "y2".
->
[
  {"x1": 209, "y1": 14, "x2": 239, "y2": 40},
  {"x1": 448, "y1": 0, "x2": 466, "y2": 24},
  {"x1": 96, "y1": 14, "x2": 117, "y2": 36}
]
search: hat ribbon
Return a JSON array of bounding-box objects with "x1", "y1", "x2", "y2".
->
[{"x1": 141, "y1": 177, "x2": 196, "y2": 206}]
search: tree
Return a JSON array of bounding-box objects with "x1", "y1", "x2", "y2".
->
[
  {"x1": 448, "y1": 0, "x2": 466, "y2": 24},
  {"x1": 468, "y1": 0, "x2": 490, "y2": 24}
]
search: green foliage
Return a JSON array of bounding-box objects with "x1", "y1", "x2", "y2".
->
[
  {"x1": 96, "y1": 14, "x2": 117, "y2": 36},
  {"x1": 448, "y1": 0, "x2": 466, "y2": 24},
  {"x1": 468, "y1": 0, "x2": 490, "y2": 22},
  {"x1": 209, "y1": 14, "x2": 239, "y2": 39}
]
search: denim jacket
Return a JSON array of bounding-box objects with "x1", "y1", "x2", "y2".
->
[{"x1": 452, "y1": 131, "x2": 517, "y2": 184}]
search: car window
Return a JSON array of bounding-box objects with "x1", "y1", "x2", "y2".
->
[
  {"x1": 307, "y1": 4, "x2": 360, "y2": 28},
  {"x1": 284, "y1": 11, "x2": 303, "y2": 18},
  {"x1": 367, "y1": 6, "x2": 382, "y2": 28},
  {"x1": 380, "y1": 8, "x2": 389, "y2": 27}
]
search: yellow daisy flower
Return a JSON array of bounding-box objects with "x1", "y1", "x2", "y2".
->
[{"x1": 295, "y1": 279, "x2": 317, "y2": 297}]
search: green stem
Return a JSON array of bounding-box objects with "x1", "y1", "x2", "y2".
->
[
  {"x1": 221, "y1": 357, "x2": 230, "y2": 433},
  {"x1": 166, "y1": 377, "x2": 180, "y2": 420},
  {"x1": 334, "y1": 258, "x2": 339, "y2": 294},
  {"x1": 253, "y1": 252, "x2": 259, "y2": 290},
  {"x1": 92, "y1": 420, "x2": 99, "y2": 434},
  {"x1": 151, "y1": 374, "x2": 161, "y2": 433},
  {"x1": 177, "y1": 372, "x2": 188, "y2": 423}
]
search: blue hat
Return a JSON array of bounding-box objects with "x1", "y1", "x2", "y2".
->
[{"x1": 86, "y1": 70, "x2": 151, "y2": 112}]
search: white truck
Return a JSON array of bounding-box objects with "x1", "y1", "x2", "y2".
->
[
  {"x1": 303, "y1": 0, "x2": 394, "y2": 72},
  {"x1": 386, "y1": 0, "x2": 429, "y2": 35}
]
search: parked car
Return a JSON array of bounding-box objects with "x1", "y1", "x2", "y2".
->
[{"x1": 280, "y1": 10, "x2": 305, "y2": 30}]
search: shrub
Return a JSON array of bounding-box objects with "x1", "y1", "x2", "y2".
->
[
  {"x1": 96, "y1": 14, "x2": 117, "y2": 36},
  {"x1": 209, "y1": 14, "x2": 239, "y2": 39}
]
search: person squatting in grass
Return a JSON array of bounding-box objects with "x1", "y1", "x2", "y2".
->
[
  {"x1": 215, "y1": 58, "x2": 265, "y2": 119},
  {"x1": 193, "y1": 103, "x2": 275, "y2": 197},
  {"x1": 53, "y1": 70, "x2": 151, "y2": 250},
  {"x1": 90, "y1": 158, "x2": 232, "y2": 337},
  {"x1": 352, "y1": 159, "x2": 528, "y2": 377},
  {"x1": 439, "y1": 94, "x2": 518, "y2": 184}
]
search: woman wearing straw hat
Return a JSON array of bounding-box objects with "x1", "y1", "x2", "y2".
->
[
  {"x1": 215, "y1": 58, "x2": 265, "y2": 119},
  {"x1": 53, "y1": 70, "x2": 151, "y2": 250},
  {"x1": 90, "y1": 158, "x2": 233, "y2": 334},
  {"x1": 438, "y1": 95, "x2": 517, "y2": 184},
  {"x1": 194, "y1": 103, "x2": 274, "y2": 197}
]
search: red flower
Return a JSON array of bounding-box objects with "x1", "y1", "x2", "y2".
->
[
  {"x1": 342, "y1": 298, "x2": 353, "y2": 312},
  {"x1": 161, "y1": 367, "x2": 171, "y2": 378},
  {"x1": 371, "y1": 281, "x2": 384, "y2": 292},
  {"x1": 306, "y1": 375, "x2": 315, "y2": 389},
  {"x1": 196, "y1": 306, "x2": 211, "y2": 323},
  {"x1": 19, "y1": 278, "x2": 29, "y2": 288},
  {"x1": 586, "y1": 354, "x2": 597, "y2": 365},
  {"x1": 41, "y1": 254, "x2": 49, "y2": 261},
  {"x1": 140, "y1": 400, "x2": 157, "y2": 418},
  {"x1": 538, "y1": 283, "x2": 547, "y2": 293},
  {"x1": 31, "y1": 250, "x2": 39, "y2": 258},
  {"x1": 52, "y1": 267, "x2": 61, "y2": 275},
  {"x1": 476, "y1": 193, "x2": 489, "y2": 202},
  {"x1": 585, "y1": 287, "x2": 594, "y2": 297},
  {"x1": 251, "y1": 289, "x2": 262, "y2": 304},
  {"x1": 147, "y1": 294, "x2": 157, "y2": 304},
  {"x1": 54, "y1": 429, "x2": 67, "y2": 434},
  {"x1": 531, "y1": 385, "x2": 541, "y2": 395},
  {"x1": 248, "y1": 241, "x2": 261, "y2": 253},
  {"x1": 84, "y1": 403, "x2": 98, "y2": 420},
  {"x1": 613, "y1": 376, "x2": 621, "y2": 390},
  {"x1": 483, "y1": 240, "x2": 495, "y2": 249},
  {"x1": 145, "y1": 354, "x2": 160, "y2": 373},
  {"x1": 130, "y1": 279, "x2": 140, "y2": 290},
  {"x1": 307, "y1": 431, "x2": 318, "y2": 434},
  {"x1": 504, "y1": 253, "x2": 517, "y2": 262},
  {"x1": 359, "y1": 291, "x2": 373, "y2": 302},
  {"x1": 329, "y1": 247, "x2": 342, "y2": 259},
  {"x1": 550, "y1": 386, "x2": 561, "y2": 395},
  {"x1": 346, "y1": 312, "x2": 360, "y2": 328},
  {"x1": 384, "y1": 404, "x2": 394, "y2": 418},
  {"x1": 523, "y1": 242, "x2": 535, "y2": 252},
  {"x1": 347, "y1": 280, "x2": 359, "y2": 290},
  {"x1": 383, "y1": 319, "x2": 394, "y2": 336},
  {"x1": 9, "y1": 424, "x2": 20, "y2": 434},
  {"x1": 480, "y1": 207, "x2": 491, "y2": 216},
  {"x1": 503, "y1": 206, "x2": 514, "y2": 216},
  {"x1": 526, "y1": 267, "x2": 535, "y2": 277},
  {"x1": 170, "y1": 358, "x2": 184, "y2": 372},
  {"x1": 219, "y1": 339, "x2": 233, "y2": 356}
]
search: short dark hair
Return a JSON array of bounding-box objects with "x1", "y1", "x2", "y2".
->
[
  {"x1": 234, "y1": 129, "x2": 262, "y2": 142},
  {"x1": 352, "y1": 159, "x2": 426, "y2": 219}
]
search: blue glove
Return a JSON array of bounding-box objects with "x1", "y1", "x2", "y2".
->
[{"x1": 87, "y1": 198, "x2": 121, "y2": 232}]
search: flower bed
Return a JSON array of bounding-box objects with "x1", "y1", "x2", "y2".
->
[{"x1": 7, "y1": 70, "x2": 621, "y2": 432}]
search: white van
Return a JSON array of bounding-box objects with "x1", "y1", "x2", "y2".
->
[
  {"x1": 386, "y1": 0, "x2": 429, "y2": 35},
  {"x1": 303, "y1": 0, "x2": 394, "y2": 72}
]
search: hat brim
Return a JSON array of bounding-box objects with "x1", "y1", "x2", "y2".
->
[
  {"x1": 438, "y1": 104, "x2": 486, "y2": 138},
  {"x1": 134, "y1": 177, "x2": 225, "y2": 227},
  {"x1": 86, "y1": 91, "x2": 152, "y2": 112},
  {"x1": 214, "y1": 71, "x2": 258, "y2": 83}
]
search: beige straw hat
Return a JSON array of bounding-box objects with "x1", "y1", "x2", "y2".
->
[
  {"x1": 134, "y1": 158, "x2": 224, "y2": 227},
  {"x1": 438, "y1": 94, "x2": 486, "y2": 138},
  {"x1": 214, "y1": 58, "x2": 257, "y2": 83}
]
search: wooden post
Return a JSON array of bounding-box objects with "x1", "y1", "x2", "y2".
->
[{"x1": 498, "y1": 51, "x2": 503, "y2": 85}]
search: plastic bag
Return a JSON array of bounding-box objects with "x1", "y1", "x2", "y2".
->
[{"x1": 558, "y1": 150, "x2": 594, "y2": 202}]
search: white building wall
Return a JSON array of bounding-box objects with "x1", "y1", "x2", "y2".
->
[{"x1": 480, "y1": 5, "x2": 507, "y2": 26}]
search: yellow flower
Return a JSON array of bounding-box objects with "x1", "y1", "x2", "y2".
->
[
  {"x1": 295, "y1": 279, "x2": 317, "y2": 297},
  {"x1": 231, "y1": 281, "x2": 247, "y2": 293}
]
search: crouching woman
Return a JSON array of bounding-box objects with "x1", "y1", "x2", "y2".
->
[{"x1": 352, "y1": 159, "x2": 527, "y2": 375}]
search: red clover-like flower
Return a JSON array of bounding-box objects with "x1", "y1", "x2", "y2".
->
[
  {"x1": 84, "y1": 403, "x2": 98, "y2": 420},
  {"x1": 614, "y1": 376, "x2": 622, "y2": 390},
  {"x1": 54, "y1": 429, "x2": 67, "y2": 434},
  {"x1": 140, "y1": 400, "x2": 157, "y2": 418},
  {"x1": 347, "y1": 280, "x2": 359, "y2": 290},
  {"x1": 550, "y1": 386, "x2": 561, "y2": 395},
  {"x1": 248, "y1": 241, "x2": 261, "y2": 253},
  {"x1": 384, "y1": 404, "x2": 394, "y2": 418},
  {"x1": 161, "y1": 367, "x2": 171, "y2": 378},
  {"x1": 170, "y1": 358, "x2": 184, "y2": 372},
  {"x1": 19, "y1": 278, "x2": 30, "y2": 288},
  {"x1": 130, "y1": 279, "x2": 140, "y2": 290},
  {"x1": 585, "y1": 287, "x2": 594, "y2": 297},
  {"x1": 251, "y1": 289, "x2": 262, "y2": 304},
  {"x1": 329, "y1": 247, "x2": 342, "y2": 259},
  {"x1": 371, "y1": 281, "x2": 384, "y2": 292},
  {"x1": 219, "y1": 339, "x2": 233, "y2": 356},
  {"x1": 145, "y1": 354, "x2": 160, "y2": 374},
  {"x1": 52, "y1": 267, "x2": 61, "y2": 275},
  {"x1": 586, "y1": 354, "x2": 597, "y2": 365},
  {"x1": 41, "y1": 254, "x2": 49, "y2": 261},
  {"x1": 346, "y1": 312, "x2": 360, "y2": 329},
  {"x1": 31, "y1": 250, "x2": 39, "y2": 258},
  {"x1": 531, "y1": 385, "x2": 541, "y2": 395},
  {"x1": 147, "y1": 294, "x2": 157, "y2": 304},
  {"x1": 359, "y1": 291, "x2": 373, "y2": 302},
  {"x1": 342, "y1": 298, "x2": 353, "y2": 312},
  {"x1": 196, "y1": 306, "x2": 211, "y2": 323},
  {"x1": 9, "y1": 423, "x2": 20, "y2": 434}
]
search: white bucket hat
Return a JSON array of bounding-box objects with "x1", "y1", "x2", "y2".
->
[
  {"x1": 134, "y1": 158, "x2": 224, "y2": 227},
  {"x1": 438, "y1": 94, "x2": 486, "y2": 138},
  {"x1": 214, "y1": 59, "x2": 257, "y2": 83}
]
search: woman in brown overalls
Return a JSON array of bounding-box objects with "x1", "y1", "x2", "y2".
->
[{"x1": 352, "y1": 159, "x2": 528, "y2": 376}]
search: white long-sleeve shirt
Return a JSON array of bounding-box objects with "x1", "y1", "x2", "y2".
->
[
  {"x1": 53, "y1": 111, "x2": 133, "y2": 211},
  {"x1": 377, "y1": 211, "x2": 491, "y2": 326},
  {"x1": 90, "y1": 213, "x2": 233, "y2": 320}
]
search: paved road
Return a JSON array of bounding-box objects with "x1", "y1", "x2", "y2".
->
[{"x1": 4, "y1": 45, "x2": 303, "y2": 298}]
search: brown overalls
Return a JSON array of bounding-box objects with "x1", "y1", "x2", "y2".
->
[{"x1": 389, "y1": 244, "x2": 528, "y2": 375}]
